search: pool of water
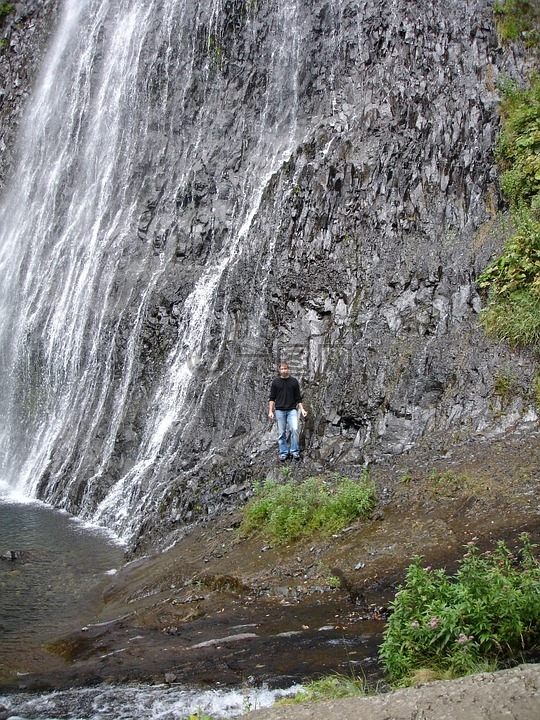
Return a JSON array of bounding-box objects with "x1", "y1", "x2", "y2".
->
[{"x1": 0, "y1": 491, "x2": 125, "y2": 665}]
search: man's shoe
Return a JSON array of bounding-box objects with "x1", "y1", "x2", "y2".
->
[
  {"x1": 292, "y1": 453, "x2": 300, "y2": 460},
  {"x1": 279, "y1": 454, "x2": 288, "y2": 462}
]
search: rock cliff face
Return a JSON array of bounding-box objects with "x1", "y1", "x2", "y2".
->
[{"x1": 0, "y1": 0, "x2": 536, "y2": 551}]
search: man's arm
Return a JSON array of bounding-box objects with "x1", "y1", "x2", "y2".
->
[
  {"x1": 294, "y1": 378, "x2": 308, "y2": 417},
  {"x1": 268, "y1": 399, "x2": 275, "y2": 420}
]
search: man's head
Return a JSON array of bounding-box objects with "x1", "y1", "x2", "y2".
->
[{"x1": 278, "y1": 361, "x2": 290, "y2": 378}]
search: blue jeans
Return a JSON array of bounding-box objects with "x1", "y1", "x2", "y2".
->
[{"x1": 275, "y1": 408, "x2": 299, "y2": 456}]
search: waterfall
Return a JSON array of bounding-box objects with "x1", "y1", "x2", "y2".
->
[{"x1": 0, "y1": 0, "x2": 307, "y2": 541}]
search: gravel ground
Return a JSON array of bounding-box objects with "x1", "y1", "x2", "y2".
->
[{"x1": 242, "y1": 663, "x2": 540, "y2": 720}]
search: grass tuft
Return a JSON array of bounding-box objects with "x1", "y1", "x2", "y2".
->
[{"x1": 278, "y1": 671, "x2": 374, "y2": 705}]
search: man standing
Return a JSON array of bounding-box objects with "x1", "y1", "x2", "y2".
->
[{"x1": 268, "y1": 361, "x2": 308, "y2": 461}]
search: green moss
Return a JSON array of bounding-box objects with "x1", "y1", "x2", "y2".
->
[{"x1": 0, "y1": 2, "x2": 14, "y2": 20}]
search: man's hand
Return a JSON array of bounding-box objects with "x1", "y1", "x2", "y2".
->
[{"x1": 268, "y1": 410, "x2": 275, "y2": 421}]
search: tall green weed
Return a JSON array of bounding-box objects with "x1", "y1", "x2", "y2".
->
[{"x1": 379, "y1": 534, "x2": 540, "y2": 682}]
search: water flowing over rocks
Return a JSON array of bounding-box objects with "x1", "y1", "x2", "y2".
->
[{"x1": 0, "y1": 0, "x2": 537, "y2": 551}]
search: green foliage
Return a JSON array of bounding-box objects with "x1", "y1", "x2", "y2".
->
[
  {"x1": 240, "y1": 472, "x2": 376, "y2": 543},
  {"x1": 479, "y1": 207, "x2": 540, "y2": 297},
  {"x1": 479, "y1": 72, "x2": 540, "y2": 346},
  {"x1": 533, "y1": 369, "x2": 540, "y2": 404},
  {"x1": 480, "y1": 287, "x2": 540, "y2": 346},
  {"x1": 325, "y1": 574, "x2": 341, "y2": 589},
  {"x1": 379, "y1": 535, "x2": 540, "y2": 683},
  {"x1": 497, "y1": 77, "x2": 540, "y2": 206},
  {"x1": 0, "y1": 2, "x2": 13, "y2": 37},
  {"x1": 493, "y1": 0, "x2": 540, "y2": 47},
  {"x1": 0, "y1": 2, "x2": 14, "y2": 19}
]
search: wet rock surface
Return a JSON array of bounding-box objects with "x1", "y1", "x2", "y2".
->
[
  {"x1": 0, "y1": 0, "x2": 59, "y2": 191},
  {"x1": 1, "y1": 429, "x2": 537, "y2": 697}
]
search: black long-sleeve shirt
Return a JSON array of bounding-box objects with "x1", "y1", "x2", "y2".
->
[{"x1": 269, "y1": 376, "x2": 303, "y2": 411}]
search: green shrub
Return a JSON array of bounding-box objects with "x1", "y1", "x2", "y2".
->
[
  {"x1": 379, "y1": 534, "x2": 540, "y2": 683},
  {"x1": 240, "y1": 472, "x2": 376, "y2": 543}
]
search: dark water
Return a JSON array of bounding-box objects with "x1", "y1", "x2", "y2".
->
[
  {"x1": 0, "y1": 498, "x2": 305, "y2": 718},
  {"x1": 0, "y1": 497, "x2": 125, "y2": 660}
]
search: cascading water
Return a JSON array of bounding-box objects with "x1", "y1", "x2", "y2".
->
[{"x1": 0, "y1": 0, "x2": 309, "y2": 542}]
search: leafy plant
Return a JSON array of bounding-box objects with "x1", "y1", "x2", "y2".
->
[
  {"x1": 240, "y1": 472, "x2": 376, "y2": 543},
  {"x1": 325, "y1": 575, "x2": 341, "y2": 589},
  {"x1": 379, "y1": 534, "x2": 540, "y2": 683}
]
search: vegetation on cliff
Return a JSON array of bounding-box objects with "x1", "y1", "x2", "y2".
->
[
  {"x1": 479, "y1": 75, "x2": 540, "y2": 347},
  {"x1": 240, "y1": 471, "x2": 376, "y2": 544},
  {"x1": 493, "y1": 0, "x2": 540, "y2": 46},
  {"x1": 479, "y1": 1, "x2": 540, "y2": 348},
  {"x1": 0, "y1": 2, "x2": 13, "y2": 24}
]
